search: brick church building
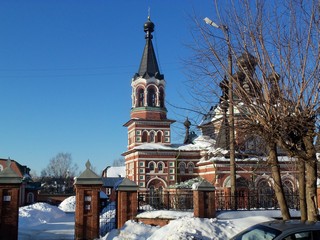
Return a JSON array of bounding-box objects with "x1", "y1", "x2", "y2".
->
[{"x1": 123, "y1": 17, "x2": 318, "y2": 208}]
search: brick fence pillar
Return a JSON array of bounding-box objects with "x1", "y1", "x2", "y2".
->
[
  {"x1": 116, "y1": 178, "x2": 138, "y2": 228},
  {"x1": 0, "y1": 159, "x2": 22, "y2": 240},
  {"x1": 74, "y1": 160, "x2": 102, "y2": 240},
  {"x1": 193, "y1": 180, "x2": 215, "y2": 218}
]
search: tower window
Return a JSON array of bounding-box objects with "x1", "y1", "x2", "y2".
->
[
  {"x1": 157, "y1": 131, "x2": 162, "y2": 143},
  {"x1": 158, "y1": 162, "x2": 163, "y2": 172},
  {"x1": 150, "y1": 131, "x2": 155, "y2": 142},
  {"x1": 159, "y1": 88, "x2": 165, "y2": 108},
  {"x1": 137, "y1": 88, "x2": 144, "y2": 107},
  {"x1": 147, "y1": 87, "x2": 156, "y2": 107},
  {"x1": 142, "y1": 131, "x2": 148, "y2": 142},
  {"x1": 149, "y1": 162, "x2": 155, "y2": 172}
]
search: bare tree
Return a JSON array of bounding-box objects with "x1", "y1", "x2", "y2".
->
[
  {"x1": 40, "y1": 152, "x2": 78, "y2": 194},
  {"x1": 41, "y1": 152, "x2": 78, "y2": 178},
  {"x1": 189, "y1": 0, "x2": 319, "y2": 220},
  {"x1": 112, "y1": 157, "x2": 125, "y2": 167}
]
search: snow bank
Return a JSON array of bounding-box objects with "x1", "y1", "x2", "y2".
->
[
  {"x1": 58, "y1": 196, "x2": 76, "y2": 212},
  {"x1": 19, "y1": 202, "x2": 66, "y2": 227},
  {"x1": 136, "y1": 210, "x2": 192, "y2": 219}
]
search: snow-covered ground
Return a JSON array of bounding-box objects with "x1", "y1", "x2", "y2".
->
[{"x1": 18, "y1": 196, "x2": 301, "y2": 240}]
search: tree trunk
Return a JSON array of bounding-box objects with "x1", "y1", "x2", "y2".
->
[
  {"x1": 303, "y1": 131, "x2": 318, "y2": 222},
  {"x1": 267, "y1": 141, "x2": 291, "y2": 220},
  {"x1": 298, "y1": 159, "x2": 307, "y2": 221},
  {"x1": 305, "y1": 159, "x2": 318, "y2": 221}
]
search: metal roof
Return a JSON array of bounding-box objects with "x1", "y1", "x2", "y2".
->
[{"x1": 134, "y1": 17, "x2": 164, "y2": 80}]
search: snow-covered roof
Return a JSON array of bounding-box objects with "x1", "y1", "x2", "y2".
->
[
  {"x1": 133, "y1": 135, "x2": 215, "y2": 153},
  {"x1": 178, "y1": 135, "x2": 215, "y2": 151},
  {"x1": 107, "y1": 166, "x2": 126, "y2": 177}
]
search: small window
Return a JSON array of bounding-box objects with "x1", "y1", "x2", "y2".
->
[
  {"x1": 142, "y1": 131, "x2": 148, "y2": 142},
  {"x1": 157, "y1": 132, "x2": 162, "y2": 143},
  {"x1": 188, "y1": 163, "x2": 194, "y2": 174},
  {"x1": 139, "y1": 162, "x2": 144, "y2": 167},
  {"x1": 27, "y1": 192, "x2": 34, "y2": 204},
  {"x1": 137, "y1": 88, "x2": 144, "y2": 107},
  {"x1": 179, "y1": 163, "x2": 186, "y2": 174},
  {"x1": 147, "y1": 87, "x2": 156, "y2": 107},
  {"x1": 158, "y1": 163, "x2": 163, "y2": 172},
  {"x1": 159, "y1": 88, "x2": 165, "y2": 108},
  {"x1": 150, "y1": 131, "x2": 155, "y2": 142},
  {"x1": 149, "y1": 162, "x2": 155, "y2": 172},
  {"x1": 169, "y1": 162, "x2": 175, "y2": 167}
]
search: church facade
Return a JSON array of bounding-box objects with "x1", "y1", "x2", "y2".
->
[{"x1": 122, "y1": 17, "x2": 316, "y2": 209}]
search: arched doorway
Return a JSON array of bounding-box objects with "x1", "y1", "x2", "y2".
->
[{"x1": 147, "y1": 178, "x2": 166, "y2": 209}]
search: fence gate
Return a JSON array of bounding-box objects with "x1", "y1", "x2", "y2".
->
[{"x1": 100, "y1": 194, "x2": 118, "y2": 236}]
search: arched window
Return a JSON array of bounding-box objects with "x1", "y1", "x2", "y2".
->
[
  {"x1": 137, "y1": 88, "x2": 144, "y2": 107},
  {"x1": 150, "y1": 131, "x2": 155, "y2": 143},
  {"x1": 179, "y1": 162, "x2": 186, "y2": 174},
  {"x1": 283, "y1": 179, "x2": 294, "y2": 195},
  {"x1": 142, "y1": 131, "x2": 148, "y2": 142},
  {"x1": 187, "y1": 162, "x2": 194, "y2": 174},
  {"x1": 27, "y1": 192, "x2": 34, "y2": 204},
  {"x1": 159, "y1": 88, "x2": 165, "y2": 108},
  {"x1": 282, "y1": 179, "x2": 295, "y2": 208},
  {"x1": 157, "y1": 132, "x2": 162, "y2": 143},
  {"x1": 257, "y1": 180, "x2": 274, "y2": 208},
  {"x1": 158, "y1": 162, "x2": 163, "y2": 172},
  {"x1": 147, "y1": 87, "x2": 156, "y2": 107},
  {"x1": 149, "y1": 162, "x2": 155, "y2": 172}
]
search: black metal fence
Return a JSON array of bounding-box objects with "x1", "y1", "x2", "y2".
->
[
  {"x1": 138, "y1": 191, "x2": 193, "y2": 212},
  {"x1": 138, "y1": 190, "x2": 300, "y2": 212},
  {"x1": 215, "y1": 192, "x2": 300, "y2": 211}
]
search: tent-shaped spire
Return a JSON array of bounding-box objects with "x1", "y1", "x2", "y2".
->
[{"x1": 134, "y1": 17, "x2": 164, "y2": 80}]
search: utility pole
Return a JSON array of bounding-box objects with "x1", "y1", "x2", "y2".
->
[{"x1": 204, "y1": 17, "x2": 237, "y2": 210}]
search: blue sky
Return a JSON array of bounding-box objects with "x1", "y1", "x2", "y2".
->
[{"x1": 0, "y1": 0, "x2": 216, "y2": 175}]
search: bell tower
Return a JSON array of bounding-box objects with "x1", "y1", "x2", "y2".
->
[{"x1": 124, "y1": 17, "x2": 175, "y2": 150}]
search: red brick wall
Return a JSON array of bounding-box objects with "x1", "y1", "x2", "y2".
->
[
  {"x1": 75, "y1": 185, "x2": 101, "y2": 240},
  {"x1": 0, "y1": 184, "x2": 20, "y2": 240},
  {"x1": 131, "y1": 110, "x2": 166, "y2": 120},
  {"x1": 117, "y1": 191, "x2": 138, "y2": 228}
]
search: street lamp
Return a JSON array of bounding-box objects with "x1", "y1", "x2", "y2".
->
[{"x1": 204, "y1": 17, "x2": 237, "y2": 210}]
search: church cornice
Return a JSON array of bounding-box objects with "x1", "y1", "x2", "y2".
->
[{"x1": 123, "y1": 118, "x2": 175, "y2": 127}]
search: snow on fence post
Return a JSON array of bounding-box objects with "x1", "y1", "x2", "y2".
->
[
  {"x1": 116, "y1": 178, "x2": 138, "y2": 228},
  {"x1": 74, "y1": 160, "x2": 102, "y2": 240},
  {"x1": 0, "y1": 159, "x2": 22, "y2": 240},
  {"x1": 193, "y1": 180, "x2": 216, "y2": 218}
]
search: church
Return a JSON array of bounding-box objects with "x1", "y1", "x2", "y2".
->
[{"x1": 122, "y1": 17, "x2": 318, "y2": 208}]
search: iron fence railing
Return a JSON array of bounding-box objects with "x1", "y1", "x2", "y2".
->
[
  {"x1": 215, "y1": 193, "x2": 300, "y2": 211},
  {"x1": 138, "y1": 191, "x2": 300, "y2": 212},
  {"x1": 138, "y1": 191, "x2": 193, "y2": 212}
]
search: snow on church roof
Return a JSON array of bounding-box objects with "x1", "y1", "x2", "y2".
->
[{"x1": 133, "y1": 135, "x2": 215, "y2": 152}]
